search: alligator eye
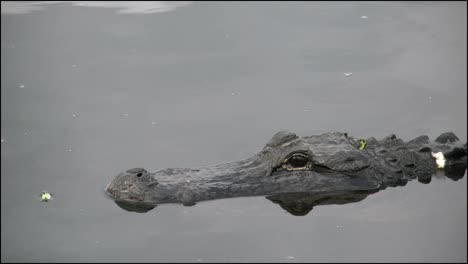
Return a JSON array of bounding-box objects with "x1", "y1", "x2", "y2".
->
[
  {"x1": 289, "y1": 155, "x2": 308, "y2": 168},
  {"x1": 282, "y1": 153, "x2": 311, "y2": 171},
  {"x1": 136, "y1": 173, "x2": 143, "y2": 177}
]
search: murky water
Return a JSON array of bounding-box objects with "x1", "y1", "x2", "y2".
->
[{"x1": 1, "y1": 1, "x2": 466, "y2": 262}]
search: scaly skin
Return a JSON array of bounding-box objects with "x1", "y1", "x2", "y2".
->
[{"x1": 105, "y1": 131, "x2": 467, "y2": 213}]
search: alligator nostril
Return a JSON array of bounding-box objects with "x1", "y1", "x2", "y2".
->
[
  {"x1": 137, "y1": 173, "x2": 143, "y2": 177},
  {"x1": 404, "y1": 163, "x2": 415, "y2": 168},
  {"x1": 127, "y1": 168, "x2": 147, "y2": 174},
  {"x1": 388, "y1": 158, "x2": 398, "y2": 162}
]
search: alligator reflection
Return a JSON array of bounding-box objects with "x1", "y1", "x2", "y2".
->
[
  {"x1": 112, "y1": 164, "x2": 466, "y2": 215},
  {"x1": 265, "y1": 189, "x2": 378, "y2": 216}
]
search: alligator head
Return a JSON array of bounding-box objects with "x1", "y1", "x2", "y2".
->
[{"x1": 106, "y1": 131, "x2": 467, "y2": 214}]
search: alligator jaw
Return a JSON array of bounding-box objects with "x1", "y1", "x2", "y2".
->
[
  {"x1": 105, "y1": 157, "x2": 272, "y2": 207},
  {"x1": 147, "y1": 157, "x2": 272, "y2": 205}
]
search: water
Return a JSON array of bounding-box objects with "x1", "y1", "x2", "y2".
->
[{"x1": 1, "y1": 1, "x2": 466, "y2": 262}]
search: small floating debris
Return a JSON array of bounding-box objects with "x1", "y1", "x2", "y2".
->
[
  {"x1": 67, "y1": 148, "x2": 72, "y2": 152},
  {"x1": 72, "y1": 64, "x2": 77, "y2": 68},
  {"x1": 432, "y1": 152, "x2": 445, "y2": 168},
  {"x1": 288, "y1": 256, "x2": 294, "y2": 260},
  {"x1": 303, "y1": 106, "x2": 309, "y2": 112},
  {"x1": 151, "y1": 121, "x2": 157, "y2": 125},
  {"x1": 225, "y1": 33, "x2": 229, "y2": 39},
  {"x1": 72, "y1": 113, "x2": 78, "y2": 117},
  {"x1": 19, "y1": 84, "x2": 25, "y2": 88},
  {"x1": 344, "y1": 72, "x2": 353, "y2": 76},
  {"x1": 358, "y1": 139, "x2": 367, "y2": 150},
  {"x1": 231, "y1": 92, "x2": 236, "y2": 96},
  {"x1": 23, "y1": 132, "x2": 29, "y2": 136},
  {"x1": 122, "y1": 113, "x2": 129, "y2": 117},
  {"x1": 361, "y1": 15, "x2": 368, "y2": 19},
  {"x1": 1, "y1": 138, "x2": 4, "y2": 143},
  {"x1": 336, "y1": 225, "x2": 341, "y2": 228},
  {"x1": 41, "y1": 191, "x2": 52, "y2": 202},
  {"x1": 196, "y1": 259, "x2": 203, "y2": 262}
]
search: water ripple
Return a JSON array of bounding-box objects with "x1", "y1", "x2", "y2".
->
[{"x1": 1, "y1": 1, "x2": 192, "y2": 15}]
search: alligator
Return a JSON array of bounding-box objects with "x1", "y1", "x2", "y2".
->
[{"x1": 105, "y1": 131, "x2": 467, "y2": 214}]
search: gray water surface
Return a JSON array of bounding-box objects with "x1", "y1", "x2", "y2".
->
[{"x1": 1, "y1": 1, "x2": 467, "y2": 262}]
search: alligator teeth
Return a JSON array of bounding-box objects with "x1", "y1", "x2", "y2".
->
[{"x1": 432, "y1": 152, "x2": 445, "y2": 168}]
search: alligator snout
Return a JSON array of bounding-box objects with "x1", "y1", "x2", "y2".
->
[{"x1": 105, "y1": 168, "x2": 159, "y2": 203}]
